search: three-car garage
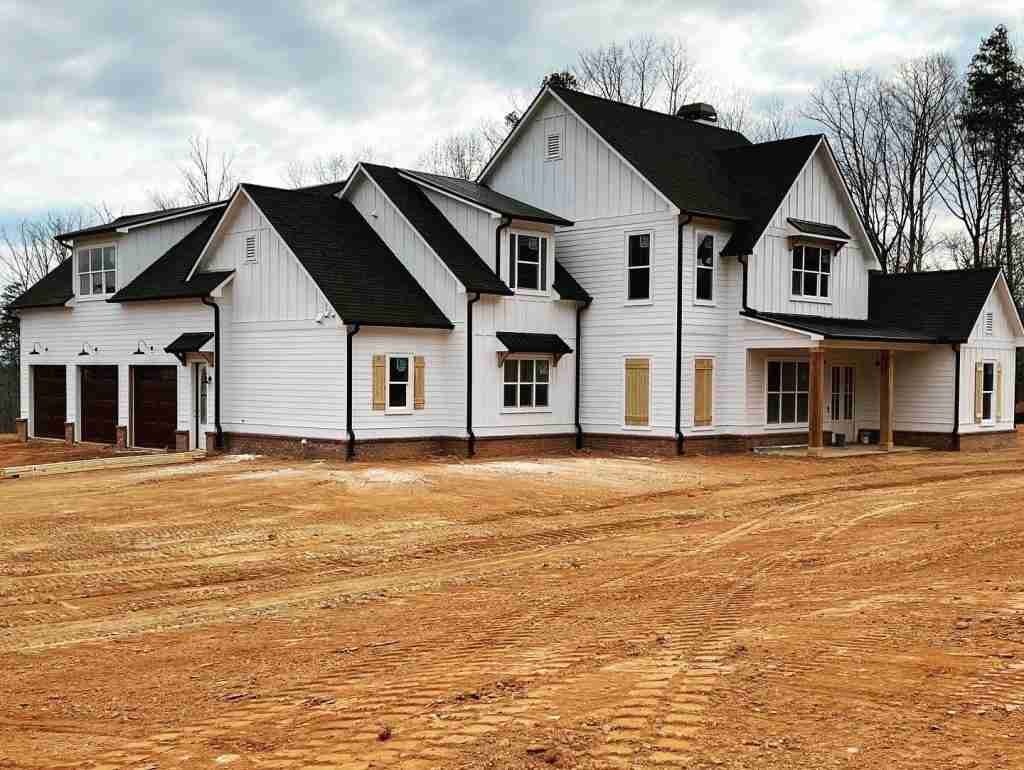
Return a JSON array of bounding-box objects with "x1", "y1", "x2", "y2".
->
[{"x1": 29, "y1": 363, "x2": 179, "y2": 450}]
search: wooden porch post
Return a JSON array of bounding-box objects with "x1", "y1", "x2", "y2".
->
[
  {"x1": 808, "y1": 348, "x2": 826, "y2": 456},
  {"x1": 879, "y1": 350, "x2": 895, "y2": 451}
]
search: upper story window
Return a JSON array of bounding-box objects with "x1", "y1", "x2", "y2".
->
[
  {"x1": 77, "y1": 245, "x2": 116, "y2": 296},
  {"x1": 695, "y1": 233, "x2": 715, "y2": 304},
  {"x1": 626, "y1": 232, "x2": 652, "y2": 302},
  {"x1": 792, "y1": 244, "x2": 831, "y2": 300},
  {"x1": 509, "y1": 233, "x2": 548, "y2": 293}
]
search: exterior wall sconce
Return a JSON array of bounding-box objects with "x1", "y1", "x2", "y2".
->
[
  {"x1": 78, "y1": 342, "x2": 97, "y2": 356},
  {"x1": 133, "y1": 339, "x2": 154, "y2": 355},
  {"x1": 29, "y1": 342, "x2": 47, "y2": 355}
]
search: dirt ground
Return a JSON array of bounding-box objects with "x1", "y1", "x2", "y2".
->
[
  {"x1": 1, "y1": 437, "x2": 1023, "y2": 770},
  {"x1": 0, "y1": 435, "x2": 117, "y2": 467}
]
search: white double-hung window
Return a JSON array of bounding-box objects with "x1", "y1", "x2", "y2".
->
[
  {"x1": 77, "y1": 245, "x2": 116, "y2": 296},
  {"x1": 509, "y1": 233, "x2": 549, "y2": 292},
  {"x1": 387, "y1": 354, "x2": 412, "y2": 411},
  {"x1": 503, "y1": 358, "x2": 550, "y2": 410}
]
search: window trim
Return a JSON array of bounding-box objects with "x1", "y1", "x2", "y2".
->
[
  {"x1": 694, "y1": 231, "x2": 716, "y2": 307},
  {"x1": 622, "y1": 354, "x2": 653, "y2": 431},
  {"x1": 764, "y1": 358, "x2": 811, "y2": 430},
  {"x1": 385, "y1": 353, "x2": 414, "y2": 414},
  {"x1": 509, "y1": 230, "x2": 551, "y2": 297},
  {"x1": 75, "y1": 242, "x2": 118, "y2": 299},
  {"x1": 981, "y1": 360, "x2": 996, "y2": 424},
  {"x1": 790, "y1": 242, "x2": 833, "y2": 304},
  {"x1": 500, "y1": 355, "x2": 553, "y2": 414},
  {"x1": 624, "y1": 230, "x2": 654, "y2": 306}
]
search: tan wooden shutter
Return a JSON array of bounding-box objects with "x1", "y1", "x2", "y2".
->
[
  {"x1": 414, "y1": 356, "x2": 426, "y2": 410},
  {"x1": 372, "y1": 354, "x2": 386, "y2": 411},
  {"x1": 694, "y1": 358, "x2": 714, "y2": 427},
  {"x1": 624, "y1": 358, "x2": 650, "y2": 426},
  {"x1": 974, "y1": 361, "x2": 984, "y2": 423},
  {"x1": 996, "y1": 363, "x2": 1004, "y2": 421}
]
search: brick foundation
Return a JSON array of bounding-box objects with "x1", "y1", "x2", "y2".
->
[
  {"x1": 683, "y1": 431, "x2": 811, "y2": 456},
  {"x1": 116, "y1": 425, "x2": 128, "y2": 449},
  {"x1": 471, "y1": 433, "x2": 576, "y2": 458},
  {"x1": 582, "y1": 433, "x2": 679, "y2": 456},
  {"x1": 64, "y1": 422, "x2": 75, "y2": 445},
  {"x1": 893, "y1": 431, "x2": 956, "y2": 451},
  {"x1": 15, "y1": 418, "x2": 28, "y2": 442},
  {"x1": 958, "y1": 430, "x2": 1018, "y2": 451},
  {"x1": 206, "y1": 431, "x2": 221, "y2": 455},
  {"x1": 175, "y1": 430, "x2": 190, "y2": 453}
]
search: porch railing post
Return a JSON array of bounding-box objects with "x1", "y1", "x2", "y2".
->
[
  {"x1": 808, "y1": 348, "x2": 826, "y2": 456},
  {"x1": 880, "y1": 350, "x2": 895, "y2": 451}
]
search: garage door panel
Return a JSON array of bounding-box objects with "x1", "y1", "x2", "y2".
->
[
  {"x1": 81, "y1": 366, "x2": 118, "y2": 444},
  {"x1": 32, "y1": 366, "x2": 66, "y2": 439},
  {"x1": 134, "y1": 366, "x2": 177, "y2": 450}
]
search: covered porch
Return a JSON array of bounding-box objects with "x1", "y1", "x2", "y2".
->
[{"x1": 744, "y1": 312, "x2": 958, "y2": 456}]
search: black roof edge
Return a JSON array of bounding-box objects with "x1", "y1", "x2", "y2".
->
[
  {"x1": 739, "y1": 310, "x2": 956, "y2": 344},
  {"x1": 56, "y1": 200, "x2": 229, "y2": 241},
  {"x1": 684, "y1": 208, "x2": 751, "y2": 223},
  {"x1": 343, "y1": 318, "x2": 455, "y2": 331}
]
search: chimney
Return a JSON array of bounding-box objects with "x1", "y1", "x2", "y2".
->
[{"x1": 676, "y1": 102, "x2": 718, "y2": 124}]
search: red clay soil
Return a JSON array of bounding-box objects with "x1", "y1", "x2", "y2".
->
[
  {"x1": 0, "y1": 435, "x2": 117, "y2": 467},
  {"x1": 1, "y1": 436, "x2": 1023, "y2": 769}
]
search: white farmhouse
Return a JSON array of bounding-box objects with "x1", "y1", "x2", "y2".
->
[{"x1": 11, "y1": 85, "x2": 1024, "y2": 458}]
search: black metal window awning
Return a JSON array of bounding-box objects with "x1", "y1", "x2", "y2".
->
[
  {"x1": 496, "y1": 331, "x2": 573, "y2": 366},
  {"x1": 164, "y1": 332, "x2": 214, "y2": 365},
  {"x1": 787, "y1": 218, "x2": 851, "y2": 247}
]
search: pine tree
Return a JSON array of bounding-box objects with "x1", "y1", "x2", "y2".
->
[{"x1": 964, "y1": 25, "x2": 1024, "y2": 297}]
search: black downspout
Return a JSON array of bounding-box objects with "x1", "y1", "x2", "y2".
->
[
  {"x1": 201, "y1": 297, "x2": 223, "y2": 451},
  {"x1": 737, "y1": 254, "x2": 751, "y2": 313},
  {"x1": 466, "y1": 292, "x2": 480, "y2": 456},
  {"x1": 574, "y1": 297, "x2": 592, "y2": 450},
  {"x1": 952, "y1": 343, "x2": 961, "y2": 452},
  {"x1": 494, "y1": 217, "x2": 511, "y2": 278},
  {"x1": 346, "y1": 323, "x2": 361, "y2": 461},
  {"x1": 675, "y1": 214, "x2": 693, "y2": 456}
]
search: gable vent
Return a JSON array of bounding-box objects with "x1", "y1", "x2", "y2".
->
[
  {"x1": 984, "y1": 311, "x2": 994, "y2": 336},
  {"x1": 545, "y1": 132, "x2": 562, "y2": 161},
  {"x1": 244, "y1": 234, "x2": 257, "y2": 264},
  {"x1": 676, "y1": 102, "x2": 718, "y2": 124}
]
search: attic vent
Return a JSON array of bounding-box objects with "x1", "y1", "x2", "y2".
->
[
  {"x1": 676, "y1": 102, "x2": 718, "y2": 123},
  {"x1": 984, "y1": 311, "x2": 994, "y2": 336},
  {"x1": 244, "y1": 234, "x2": 257, "y2": 264},
  {"x1": 545, "y1": 132, "x2": 562, "y2": 161}
]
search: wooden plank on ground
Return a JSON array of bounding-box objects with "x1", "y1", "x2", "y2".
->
[{"x1": 1, "y1": 450, "x2": 206, "y2": 480}]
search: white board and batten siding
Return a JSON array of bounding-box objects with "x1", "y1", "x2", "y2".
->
[
  {"x1": 748, "y1": 146, "x2": 876, "y2": 319},
  {"x1": 199, "y1": 196, "x2": 348, "y2": 439},
  {"x1": 18, "y1": 300, "x2": 210, "y2": 439},
  {"x1": 959, "y1": 279, "x2": 1020, "y2": 434},
  {"x1": 486, "y1": 94, "x2": 672, "y2": 224}
]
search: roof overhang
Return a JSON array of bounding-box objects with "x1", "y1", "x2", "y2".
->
[
  {"x1": 59, "y1": 201, "x2": 228, "y2": 242},
  {"x1": 495, "y1": 331, "x2": 573, "y2": 366},
  {"x1": 164, "y1": 331, "x2": 214, "y2": 365}
]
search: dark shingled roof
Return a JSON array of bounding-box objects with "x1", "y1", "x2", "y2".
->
[
  {"x1": 788, "y1": 218, "x2": 850, "y2": 240},
  {"x1": 743, "y1": 311, "x2": 939, "y2": 343},
  {"x1": 110, "y1": 213, "x2": 234, "y2": 303},
  {"x1": 360, "y1": 164, "x2": 512, "y2": 296},
  {"x1": 241, "y1": 183, "x2": 453, "y2": 329},
  {"x1": 744, "y1": 268, "x2": 1005, "y2": 343},
  {"x1": 869, "y1": 268, "x2": 1001, "y2": 342},
  {"x1": 165, "y1": 332, "x2": 214, "y2": 354},
  {"x1": 400, "y1": 169, "x2": 573, "y2": 226},
  {"x1": 543, "y1": 87, "x2": 828, "y2": 258},
  {"x1": 58, "y1": 200, "x2": 228, "y2": 241},
  {"x1": 496, "y1": 331, "x2": 573, "y2": 355},
  {"x1": 552, "y1": 261, "x2": 591, "y2": 303},
  {"x1": 8, "y1": 258, "x2": 74, "y2": 310}
]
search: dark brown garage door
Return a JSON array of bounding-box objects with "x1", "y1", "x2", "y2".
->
[
  {"x1": 133, "y1": 366, "x2": 177, "y2": 450},
  {"x1": 81, "y1": 366, "x2": 118, "y2": 444},
  {"x1": 32, "y1": 365, "x2": 66, "y2": 439}
]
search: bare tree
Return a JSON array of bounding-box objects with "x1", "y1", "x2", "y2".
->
[
  {"x1": 574, "y1": 36, "x2": 660, "y2": 108},
  {"x1": 659, "y1": 37, "x2": 699, "y2": 114},
  {"x1": 712, "y1": 87, "x2": 753, "y2": 133},
  {"x1": 0, "y1": 210, "x2": 103, "y2": 288},
  {"x1": 748, "y1": 96, "x2": 798, "y2": 143},
  {"x1": 149, "y1": 134, "x2": 238, "y2": 209},
  {"x1": 418, "y1": 131, "x2": 487, "y2": 180},
  {"x1": 284, "y1": 152, "x2": 350, "y2": 189}
]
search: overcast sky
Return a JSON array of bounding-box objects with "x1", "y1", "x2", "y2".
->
[{"x1": 1, "y1": 0, "x2": 1022, "y2": 231}]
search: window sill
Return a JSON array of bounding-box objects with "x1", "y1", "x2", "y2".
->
[
  {"x1": 75, "y1": 293, "x2": 113, "y2": 303},
  {"x1": 790, "y1": 295, "x2": 832, "y2": 305},
  {"x1": 384, "y1": 408, "x2": 414, "y2": 415},
  {"x1": 691, "y1": 425, "x2": 714, "y2": 432},
  {"x1": 624, "y1": 299, "x2": 653, "y2": 307},
  {"x1": 765, "y1": 422, "x2": 809, "y2": 431},
  {"x1": 693, "y1": 299, "x2": 716, "y2": 307},
  {"x1": 622, "y1": 424, "x2": 652, "y2": 432},
  {"x1": 513, "y1": 290, "x2": 550, "y2": 299},
  {"x1": 500, "y1": 408, "x2": 553, "y2": 415}
]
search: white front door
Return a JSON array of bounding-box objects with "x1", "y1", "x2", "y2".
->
[
  {"x1": 827, "y1": 364, "x2": 856, "y2": 443},
  {"x1": 193, "y1": 362, "x2": 208, "y2": 450}
]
